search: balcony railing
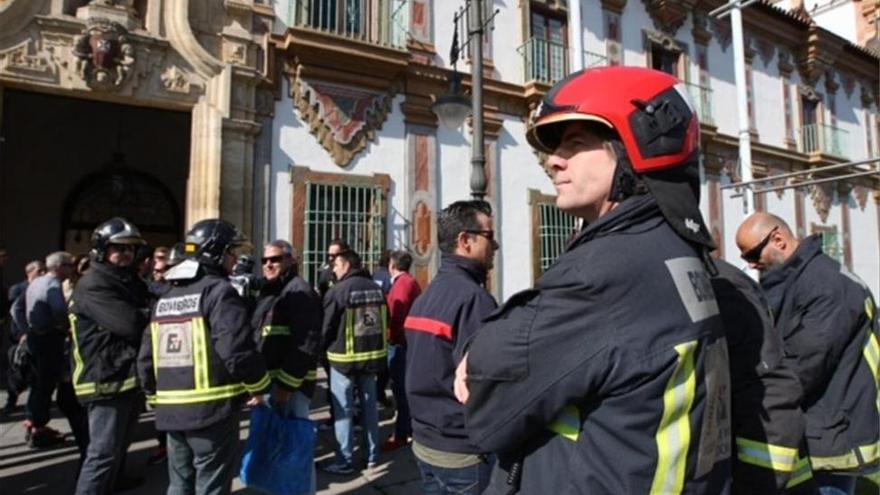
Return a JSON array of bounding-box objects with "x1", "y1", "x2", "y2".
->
[
  {"x1": 289, "y1": 0, "x2": 408, "y2": 49},
  {"x1": 519, "y1": 37, "x2": 569, "y2": 85},
  {"x1": 799, "y1": 123, "x2": 850, "y2": 158},
  {"x1": 584, "y1": 50, "x2": 609, "y2": 68},
  {"x1": 684, "y1": 82, "x2": 714, "y2": 126}
]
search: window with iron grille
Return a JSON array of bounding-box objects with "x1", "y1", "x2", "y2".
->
[
  {"x1": 812, "y1": 225, "x2": 843, "y2": 264},
  {"x1": 531, "y1": 190, "x2": 579, "y2": 279},
  {"x1": 301, "y1": 181, "x2": 387, "y2": 285}
]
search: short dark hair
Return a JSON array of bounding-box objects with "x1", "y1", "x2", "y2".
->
[
  {"x1": 328, "y1": 238, "x2": 350, "y2": 252},
  {"x1": 135, "y1": 245, "x2": 154, "y2": 264},
  {"x1": 377, "y1": 249, "x2": 391, "y2": 267},
  {"x1": 437, "y1": 200, "x2": 492, "y2": 254},
  {"x1": 335, "y1": 249, "x2": 362, "y2": 270},
  {"x1": 389, "y1": 250, "x2": 413, "y2": 272}
]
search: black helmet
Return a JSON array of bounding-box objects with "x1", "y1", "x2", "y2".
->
[
  {"x1": 90, "y1": 217, "x2": 146, "y2": 262},
  {"x1": 167, "y1": 242, "x2": 186, "y2": 267},
  {"x1": 184, "y1": 219, "x2": 248, "y2": 267}
]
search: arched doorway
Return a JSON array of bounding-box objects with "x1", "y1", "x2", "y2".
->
[{"x1": 61, "y1": 166, "x2": 182, "y2": 254}]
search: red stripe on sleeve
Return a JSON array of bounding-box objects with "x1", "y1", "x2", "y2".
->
[{"x1": 405, "y1": 316, "x2": 453, "y2": 342}]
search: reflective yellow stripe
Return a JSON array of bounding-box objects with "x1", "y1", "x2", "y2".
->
[
  {"x1": 155, "y1": 384, "x2": 246, "y2": 405},
  {"x1": 863, "y1": 329, "x2": 880, "y2": 414},
  {"x1": 150, "y1": 322, "x2": 160, "y2": 381},
  {"x1": 650, "y1": 341, "x2": 698, "y2": 495},
  {"x1": 261, "y1": 325, "x2": 291, "y2": 337},
  {"x1": 243, "y1": 373, "x2": 272, "y2": 394},
  {"x1": 193, "y1": 318, "x2": 209, "y2": 390},
  {"x1": 345, "y1": 309, "x2": 355, "y2": 355},
  {"x1": 327, "y1": 349, "x2": 388, "y2": 363},
  {"x1": 785, "y1": 456, "x2": 814, "y2": 488},
  {"x1": 867, "y1": 297, "x2": 875, "y2": 321},
  {"x1": 271, "y1": 369, "x2": 304, "y2": 389},
  {"x1": 548, "y1": 405, "x2": 580, "y2": 442},
  {"x1": 75, "y1": 376, "x2": 138, "y2": 397},
  {"x1": 305, "y1": 369, "x2": 318, "y2": 380},
  {"x1": 69, "y1": 313, "x2": 85, "y2": 390},
  {"x1": 146, "y1": 395, "x2": 157, "y2": 406},
  {"x1": 809, "y1": 441, "x2": 880, "y2": 471},
  {"x1": 735, "y1": 437, "x2": 798, "y2": 471}
]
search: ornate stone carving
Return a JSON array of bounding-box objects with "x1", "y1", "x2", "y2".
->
[
  {"x1": 692, "y1": 11, "x2": 712, "y2": 45},
  {"x1": 854, "y1": 185, "x2": 869, "y2": 211},
  {"x1": 0, "y1": 39, "x2": 57, "y2": 82},
  {"x1": 73, "y1": 18, "x2": 135, "y2": 89},
  {"x1": 644, "y1": 29, "x2": 684, "y2": 53},
  {"x1": 824, "y1": 69, "x2": 839, "y2": 93},
  {"x1": 756, "y1": 37, "x2": 775, "y2": 66},
  {"x1": 766, "y1": 163, "x2": 788, "y2": 200},
  {"x1": 412, "y1": 201, "x2": 433, "y2": 256},
  {"x1": 160, "y1": 65, "x2": 191, "y2": 94},
  {"x1": 777, "y1": 49, "x2": 794, "y2": 75},
  {"x1": 800, "y1": 84, "x2": 820, "y2": 102},
  {"x1": 810, "y1": 183, "x2": 834, "y2": 224},
  {"x1": 223, "y1": 40, "x2": 247, "y2": 65},
  {"x1": 641, "y1": 0, "x2": 696, "y2": 35},
  {"x1": 860, "y1": 82, "x2": 876, "y2": 107},
  {"x1": 291, "y1": 76, "x2": 398, "y2": 167},
  {"x1": 841, "y1": 73, "x2": 855, "y2": 98},
  {"x1": 710, "y1": 17, "x2": 731, "y2": 52}
]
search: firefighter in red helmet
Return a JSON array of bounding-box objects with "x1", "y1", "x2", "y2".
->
[{"x1": 457, "y1": 67, "x2": 733, "y2": 493}]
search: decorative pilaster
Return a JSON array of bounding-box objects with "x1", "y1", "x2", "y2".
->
[{"x1": 406, "y1": 128, "x2": 439, "y2": 288}]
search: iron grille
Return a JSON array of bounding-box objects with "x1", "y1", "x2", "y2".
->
[
  {"x1": 302, "y1": 182, "x2": 386, "y2": 284},
  {"x1": 538, "y1": 203, "x2": 578, "y2": 274}
]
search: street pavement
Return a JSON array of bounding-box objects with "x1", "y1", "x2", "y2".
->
[{"x1": 0, "y1": 374, "x2": 422, "y2": 495}]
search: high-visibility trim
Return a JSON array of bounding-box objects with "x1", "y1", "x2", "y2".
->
[
  {"x1": 785, "y1": 456, "x2": 814, "y2": 488},
  {"x1": 863, "y1": 329, "x2": 880, "y2": 414},
  {"x1": 146, "y1": 394, "x2": 157, "y2": 406},
  {"x1": 650, "y1": 340, "x2": 698, "y2": 495},
  {"x1": 305, "y1": 369, "x2": 318, "y2": 380},
  {"x1": 548, "y1": 405, "x2": 581, "y2": 442},
  {"x1": 327, "y1": 349, "x2": 388, "y2": 363},
  {"x1": 735, "y1": 437, "x2": 798, "y2": 471},
  {"x1": 405, "y1": 316, "x2": 453, "y2": 341},
  {"x1": 243, "y1": 373, "x2": 272, "y2": 394},
  {"x1": 262, "y1": 325, "x2": 291, "y2": 337},
  {"x1": 346, "y1": 309, "x2": 355, "y2": 355},
  {"x1": 271, "y1": 369, "x2": 304, "y2": 389},
  {"x1": 74, "y1": 376, "x2": 138, "y2": 397},
  {"x1": 155, "y1": 384, "x2": 245, "y2": 405},
  {"x1": 69, "y1": 313, "x2": 85, "y2": 390},
  {"x1": 192, "y1": 318, "x2": 210, "y2": 390},
  {"x1": 810, "y1": 441, "x2": 880, "y2": 471},
  {"x1": 150, "y1": 322, "x2": 160, "y2": 381},
  {"x1": 866, "y1": 297, "x2": 875, "y2": 321}
]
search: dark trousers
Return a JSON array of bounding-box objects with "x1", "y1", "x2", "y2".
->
[
  {"x1": 57, "y1": 380, "x2": 90, "y2": 462},
  {"x1": 75, "y1": 391, "x2": 141, "y2": 495},
  {"x1": 25, "y1": 332, "x2": 64, "y2": 428},
  {"x1": 167, "y1": 411, "x2": 240, "y2": 495},
  {"x1": 416, "y1": 457, "x2": 494, "y2": 495},
  {"x1": 388, "y1": 344, "x2": 411, "y2": 439}
]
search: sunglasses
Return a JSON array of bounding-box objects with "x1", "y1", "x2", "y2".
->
[
  {"x1": 741, "y1": 226, "x2": 779, "y2": 263},
  {"x1": 262, "y1": 255, "x2": 284, "y2": 265},
  {"x1": 465, "y1": 229, "x2": 495, "y2": 242},
  {"x1": 110, "y1": 244, "x2": 136, "y2": 253}
]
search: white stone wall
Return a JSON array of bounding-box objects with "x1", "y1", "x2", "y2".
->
[{"x1": 804, "y1": 0, "x2": 859, "y2": 44}]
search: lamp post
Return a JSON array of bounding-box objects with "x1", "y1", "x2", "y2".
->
[{"x1": 432, "y1": 0, "x2": 497, "y2": 200}]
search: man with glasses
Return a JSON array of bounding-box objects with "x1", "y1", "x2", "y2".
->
[
  {"x1": 317, "y1": 238, "x2": 350, "y2": 299},
  {"x1": 404, "y1": 200, "x2": 498, "y2": 493},
  {"x1": 70, "y1": 218, "x2": 152, "y2": 494},
  {"x1": 737, "y1": 212, "x2": 880, "y2": 494}
]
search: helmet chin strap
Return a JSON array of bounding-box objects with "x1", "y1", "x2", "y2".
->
[{"x1": 608, "y1": 141, "x2": 639, "y2": 202}]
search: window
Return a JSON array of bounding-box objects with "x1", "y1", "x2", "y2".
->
[
  {"x1": 651, "y1": 45, "x2": 679, "y2": 75},
  {"x1": 531, "y1": 191, "x2": 579, "y2": 279},
  {"x1": 866, "y1": 109, "x2": 875, "y2": 158},
  {"x1": 299, "y1": 179, "x2": 387, "y2": 285},
  {"x1": 745, "y1": 61, "x2": 755, "y2": 129},
  {"x1": 644, "y1": 31, "x2": 683, "y2": 79},
  {"x1": 523, "y1": 4, "x2": 568, "y2": 83},
  {"x1": 812, "y1": 225, "x2": 843, "y2": 264},
  {"x1": 782, "y1": 77, "x2": 794, "y2": 144}
]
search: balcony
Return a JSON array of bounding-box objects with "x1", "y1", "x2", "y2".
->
[
  {"x1": 799, "y1": 123, "x2": 850, "y2": 159},
  {"x1": 684, "y1": 82, "x2": 714, "y2": 126},
  {"x1": 519, "y1": 37, "x2": 569, "y2": 85},
  {"x1": 288, "y1": 0, "x2": 409, "y2": 49},
  {"x1": 584, "y1": 50, "x2": 609, "y2": 69}
]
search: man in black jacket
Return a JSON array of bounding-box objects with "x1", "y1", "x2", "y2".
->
[
  {"x1": 737, "y1": 212, "x2": 879, "y2": 493},
  {"x1": 404, "y1": 200, "x2": 498, "y2": 494},
  {"x1": 320, "y1": 249, "x2": 388, "y2": 474},
  {"x1": 70, "y1": 218, "x2": 152, "y2": 495}
]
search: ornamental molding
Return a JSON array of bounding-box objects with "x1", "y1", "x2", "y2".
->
[
  {"x1": 810, "y1": 182, "x2": 834, "y2": 224},
  {"x1": 73, "y1": 18, "x2": 135, "y2": 90},
  {"x1": 290, "y1": 72, "x2": 400, "y2": 167},
  {"x1": 641, "y1": 0, "x2": 697, "y2": 35}
]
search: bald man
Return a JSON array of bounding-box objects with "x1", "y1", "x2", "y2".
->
[{"x1": 736, "y1": 213, "x2": 880, "y2": 493}]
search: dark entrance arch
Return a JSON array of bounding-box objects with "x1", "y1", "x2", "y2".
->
[{"x1": 61, "y1": 165, "x2": 182, "y2": 254}]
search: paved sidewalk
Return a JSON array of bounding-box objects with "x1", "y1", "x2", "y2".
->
[{"x1": 0, "y1": 377, "x2": 421, "y2": 495}]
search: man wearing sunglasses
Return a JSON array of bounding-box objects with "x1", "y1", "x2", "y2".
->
[
  {"x1": 737, "y1": 212, "x2": 880, "y2": 494},
  {"x1": 404, "y1": 200, "x2": 498, "y2": 493}
]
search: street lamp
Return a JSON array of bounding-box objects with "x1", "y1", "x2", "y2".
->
[{"x1": 431, "y1": 0, "x2": 497, "y2": 200}]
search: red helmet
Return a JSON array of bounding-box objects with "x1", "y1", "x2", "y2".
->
[{"x1": 527, "y1": 66, "x2": 699, "y2": 173}]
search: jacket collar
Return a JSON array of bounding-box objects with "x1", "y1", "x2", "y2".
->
[
  {"x1": 339, "y1": 267, "x2": 371, "y2": 282},
  {"x1": 568, "y1": 194, "x2": 663, "y2": 250},
  {"x1": 91, "y1": 259, "x2": 136, "y2": 283},
  {"x1": 439, "y1": 254, "x2": 488, "y2": 286},
  {"x1": 260, "y1": 270, "x2": 294, "y2": 295},
  {"x1": 759, "y1": 235, "x2": 823, "y2": 315}
]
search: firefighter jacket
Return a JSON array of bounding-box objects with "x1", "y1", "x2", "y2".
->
[
  {"x1": 69, "y1": 261, "x2": 151, "y2": 403},
  {"x1": 251, "y1": 272, "x2": 322, "y2": 397},
  {"x1": 322, "y1": 268, "x2": 388, "y2": 376},
  {"x1": 137, "y1": 269, "x2": 271, "y2": 431},
  {"x1": 464, "y1": 195, "x2": 732, "y2": 494},
  {"x1": 712, "y1": 259, "x2": 815, "y2": 493},
  {"x1": 760, "y1": 235, "x2": 880, "y2": 475},
  {"x1": 405, "y1": 254, "x2": 497, "y2": 455}
]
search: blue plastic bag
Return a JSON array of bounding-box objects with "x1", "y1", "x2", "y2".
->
[{"x1": 240, "y1": 404, "x2": 316, "y2": 495}]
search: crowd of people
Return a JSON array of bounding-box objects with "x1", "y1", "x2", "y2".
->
[{"x1": 0, "y1": 66, "x2": 877, "y2": 495}]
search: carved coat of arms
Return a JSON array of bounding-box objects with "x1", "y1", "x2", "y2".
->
[{"x1": 73, "y1": 19, "x2": 135, "y2": 89}]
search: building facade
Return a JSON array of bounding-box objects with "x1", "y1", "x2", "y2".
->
[{"x1": 0, "y1": 0, "x2": 877, "y2": 298}]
